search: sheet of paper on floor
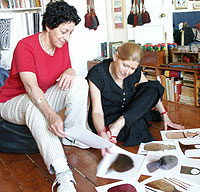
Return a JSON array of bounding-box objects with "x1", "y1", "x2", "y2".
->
[
  {"x1": 138, "y1": 150, "x2": 182, "y2": 177},
  {"x1": 141, "y1": 174, "x2": 200, "y2": 192},
  {"x1": 160, "y1": 128, "x2": 200, "y2": 142},
  {"x1": 96, "y1": 145, "x2": 145, "y2": 180},
  {"x1": 95, "y1": 177, "x2": 145, "y2": 192},
  {"x1": 137, "y1": 140, "x2": 182, "y2": 156},
  {"x1": 179, "y1": 156, "x2": 200, "y2": 185}
]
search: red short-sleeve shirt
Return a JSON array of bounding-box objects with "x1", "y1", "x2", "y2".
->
[{"x1": 0, "y1": 33, "x2": 71, "y2": 103}]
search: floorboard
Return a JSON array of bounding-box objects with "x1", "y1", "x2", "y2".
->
[{"x1": 0, "y1": 101, "x2": 199, "y2": 191}]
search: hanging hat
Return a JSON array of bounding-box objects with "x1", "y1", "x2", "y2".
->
[
  {"x1": 146, "y1": 155, "x2": 178, "y2": 173},
  {"x1": 108, "y1": 184, "x2": 137, "y2": 192}
]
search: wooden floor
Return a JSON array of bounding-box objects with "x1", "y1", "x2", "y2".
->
[{"x1": 0, "y1": 101, "x2": 200, "y2": 192}]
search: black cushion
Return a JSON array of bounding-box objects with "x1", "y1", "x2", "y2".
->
[{"x1": 0, "y1": 117, "x2": 39, "y2": 153}]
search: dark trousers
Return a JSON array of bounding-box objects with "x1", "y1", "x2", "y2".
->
[{"x1": 119, "y1": 81, "x2": 164, "y2": 146}]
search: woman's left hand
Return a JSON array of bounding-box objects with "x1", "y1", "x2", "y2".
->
[
  {"x1": 163, "y1": 114, "x2": 185, "y2": 131},
  {"x1": 56, "y1": 68, "x2": 75, "y2": 90}
]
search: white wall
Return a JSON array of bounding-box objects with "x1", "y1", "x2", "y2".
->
[
  {"x1": 43, "y1": 0, "x2": 128, "y2": 76},
  {"x1": 105, "y1": 0, "x2": 128, "y2": 43},
  {"x1": 66, "y1": 0, "x2": 108, "y2": 77},
  {"x1": 43, "y1": 0, "x2": 108, "y2": 77}
]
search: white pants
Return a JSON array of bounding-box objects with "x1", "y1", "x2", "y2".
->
[{"x1": 0, "y1": 76, "x2": 88, "y2": 173}]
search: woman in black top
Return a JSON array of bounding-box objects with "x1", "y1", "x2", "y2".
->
[{"x1": 86, "y1": 42, "x2": 184, "y2": 155}]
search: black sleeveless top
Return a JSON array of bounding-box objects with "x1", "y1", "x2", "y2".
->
[{"x1": 86, "y1": 59, "x2": 141, "y2": 131}]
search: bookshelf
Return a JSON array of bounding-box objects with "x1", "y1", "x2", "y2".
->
[
  {"x1": 141, "y1": 50, "x2": 200, "y2": 107},
  {"x1": 0, "y1": 0, "x2": 44, "y2": 70},
  {"x1": 0, "y1": 0, "x2": 44, "y2": 33}
]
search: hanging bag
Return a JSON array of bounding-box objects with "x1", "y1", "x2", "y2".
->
[
  {"x1": 141, "y1": 0, "x2": 151, "y2": 24},
  {"x1": 127, "y1": 0, "x2": 134, "y2": 25},
  {"x1": 137, "y1": 0, "x2": 143, "y2": 26},
  {"x1": 89, "y1": 0, "x2": 99, "y2": 30},
  {"x1": 84, "y1": 0, "x2": 93, "y2": 28},
  {"x1": 133, "y1": 0, "x2": 138, "y2": 27}
]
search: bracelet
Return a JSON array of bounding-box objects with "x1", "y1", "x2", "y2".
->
[
  {"x1": 97, "y1": 130, "x2": 107, "y2": 136},
  {"x1": 161, "y1": 111, "x2": 167, "y2": 116},
  {"x1": 36, "y1": 98, "x2": 43, "y2": 106}
]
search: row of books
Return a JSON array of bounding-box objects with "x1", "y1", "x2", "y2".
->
[
  {"x1": 18, "y1": 12, "x2": 41, "y2": 35},
  {"x1": 157, "y1": 72, "x2": 195, "y2": 105},
  {"x1": 100, "y1": 40, "x2": 137, "y2": 59},
  {"x1": 101, "y1": 41, "x2": 123, "y2": 58},
  {"x1": 0, "y1": 0, "x2": 41, "y2": 9},
  {"x1": 143, "y1": 68, "x2": 156, "y2": 81}
]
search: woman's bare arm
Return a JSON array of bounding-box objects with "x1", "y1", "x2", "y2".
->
[{"x1": 19, "y1": 71, "x2": 66, "y2": 137}]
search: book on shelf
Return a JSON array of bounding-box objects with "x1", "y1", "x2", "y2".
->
[
  {"x1": 179, "y1": 95, "x2": 194, "y2": 105},
  {"x1": 35, "y1": 0, "x2": 41, "y2": 7},
  {"x1": 108, "y1": 41, "x2": 122, "y2": 58},
  {"x1": 163, "y1": 70, "x2": 183, "y2": 78},
  {"x1": 24, "y1": 12, "x2": 41, "y2": 35},
  {"x1": 33, "y1": 12, "x2": 40, "y2": 34},
  {"x1": 2, "y1": 0, "x2": 8, "y2": 8},
  {"x1": 182, "y1": 80, "x2": 194, "y2": 88},
  {"x1": 143, "y1": 68, "x2": 156, "y2": 76},
  {"x1": 165, "y1": 77, "x2": 170, "y2": 101},
  {"x1": 174, "y1": 80, "x2": 182, "y2": 102},
  {"x1": 182, "y1": 72, "x2": 194, "y2": 81},
  {"x1": 101, "y1": 42, "x2": 108, "y2": 57},
  {"x1": 145, "y1": 74, "x2": 156, "y2": 81},
  {"x1": 181, "y1": 86, "x2": 194, "y2": 98},
  {"x1": 170, "y1": 77, "x2": 175, "y2": 102},
  {"x1": 158, "y1": 75, "x2": 183, "y2": 102},
  {"x1": 158, "y1": 75, "x2": 167, "y2": 100},
  {"x1": 24, "y1": 0, "x2": 31, "y2": 8},
  {"x1": 144, "y1": 68, "x2": 156, "y2": 81}
]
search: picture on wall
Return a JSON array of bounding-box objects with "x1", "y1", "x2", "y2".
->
[
  {"x1": 193, "y1": 2, "x2": 200, "y2": 9},
  {"x1": 175, "y1": 0, "x2": 188, "y2": 9},
  {"x1": 112, "y1": 0, "x2": 124, "y2": 28}
]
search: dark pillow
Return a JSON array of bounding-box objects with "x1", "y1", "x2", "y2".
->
[
  {"x1": 0, "y1": 67, "x2": 9, "y2": 87},
  {"x1": 0, "y1": 117, "x2": 39, "y2": 153}
]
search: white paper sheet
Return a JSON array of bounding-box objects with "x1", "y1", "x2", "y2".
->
[
  {"x1": 141, "y1": 174, "x2": 200, "y2": 192},
  {"x1": 179, "y1": 156, "x2": 200, "y2": 185},
  {"x1": 138, "y1": 150, "x2": 182, "y2": 177},
  {"x1": 66, "y1": 127, "x2": 114, "y2": 149},
  {"x1": 137, "y1": 140, "x2": 182, "y2": 156},
  {"x1": 96, "y1": 145, "x2": 145, "y2": 180},
  {"x1": 161, "y1": 128, "x2": 200, "y2": 142},
  {"x1": 95, "y1": 178, "x2": 145, "y2": 192}
]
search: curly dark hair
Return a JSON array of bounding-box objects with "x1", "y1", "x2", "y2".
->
[{"x1": 42, "y1": 1, "x2": 81, "y2": 31}]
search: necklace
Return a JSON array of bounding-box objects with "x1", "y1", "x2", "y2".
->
[{"x1": 40, "y1": 33, "x2": 55, "y2": 56}]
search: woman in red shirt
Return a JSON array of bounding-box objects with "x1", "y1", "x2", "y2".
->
[{"x1": 0, "y1": 2, "x2": 88, "y2": 192}]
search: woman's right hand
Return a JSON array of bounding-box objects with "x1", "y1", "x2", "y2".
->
[
  {"x1": 48, "y1": 113, "x2": 67, "y2": 138},
  {"x1": 98, "y1": 131, "x2": 113, "y2": 156}
]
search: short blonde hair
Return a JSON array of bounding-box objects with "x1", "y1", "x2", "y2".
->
[{"x1": 117, "y1": 42, "x2": 143, "y2": 64}]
